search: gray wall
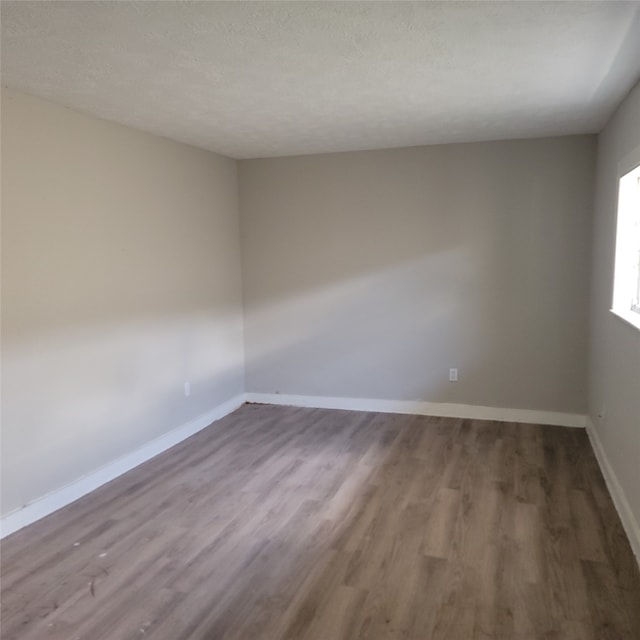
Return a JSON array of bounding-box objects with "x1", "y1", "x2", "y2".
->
[
  {"x1": 1, "y1": 90, "x2": 245, "y2": 516},
  {"x1": 240, "y1": 137, "x2": 596, "y2": 412},
  {"x1": 588, "y1": 80, "x2": 640, "y2": 529}
]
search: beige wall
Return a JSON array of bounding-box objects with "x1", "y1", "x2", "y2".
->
[
  {"x1": 1, "y1": 90, "x2": 245, "y2": 516},
  {"x1": 240, "y1": 137, "x2": 596, "y2": 412},
  {"x1": 588, "y1": 81, "x2": 640, "y2": 529}
]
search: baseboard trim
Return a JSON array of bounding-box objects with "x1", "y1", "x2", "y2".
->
[
  {"x1": 585, "y1": 416, "x2": 640, "y2": 566},
  {"x1": 0, "y1": 394, "x2": 245, "y2": 539},
  {"x1": 245, "y1": 393, "x2": 586, "y2": 428},
  {"x1": 0, "y1": 392, "x2": 587, "y2": 540}
]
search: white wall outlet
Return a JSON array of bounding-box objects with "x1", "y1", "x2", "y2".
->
[
  {"x1": 184, "y1": 381, "x2": 191, "y2": 397},
  {"x1": 449, "y1": 368, "x2": 458, "y2": 382},
  {"x1": 597, "y1": 404, "x2": 606, "y2": 425}
]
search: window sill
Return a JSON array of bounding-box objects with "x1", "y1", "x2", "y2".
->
[{"x1": 610, "y1": 308, "x2": 640, "y2": 332}]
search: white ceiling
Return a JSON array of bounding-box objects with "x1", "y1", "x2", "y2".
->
[{"x1": 2, "y1": 1, "x2": 640, "y2": 159}]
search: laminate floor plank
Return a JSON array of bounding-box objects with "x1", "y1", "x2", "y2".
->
[{"x1": 2, "y1": 404, "x2": 639, "y2": 639}]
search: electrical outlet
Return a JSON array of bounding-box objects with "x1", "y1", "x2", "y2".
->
[
  {"x1": 184, "y1": 381, "x2": 191, "y2": 397},
  {"x1": 449, "y1": 368, "x2": 458, "y2": 382},
  {"x1": 597, "y1": 404, "x2": 606, "y2": 425}
]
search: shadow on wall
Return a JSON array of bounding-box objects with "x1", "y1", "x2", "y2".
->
[
  {"x1": 244, "y1": 248, "x2": 580, "y2": 411},
  {"x1": 240, "y1": 139, "x2": 593, "y2": 415},
  {"x1": 245, "y1": 249, "x2": 477, "y2": 400}
]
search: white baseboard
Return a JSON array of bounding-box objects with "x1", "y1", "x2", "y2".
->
[
  {"x1": 585, "y1": 417, "x2": 640, "y2": 566},
  {"x1": 0, "y1": 392, "x2": 587, "y2": 540},
  {"x1": 0, "y1": 394, "x2": 245, "y2": 539},
  {"x1": 245, "y1": 393, "x2": 586, "y2": 428}
]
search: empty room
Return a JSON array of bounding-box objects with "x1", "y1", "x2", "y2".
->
[{"x1": 2, "y1": 1, "x2": 640, "y2": 638}]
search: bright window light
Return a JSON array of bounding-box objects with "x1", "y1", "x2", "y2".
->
[{"x1": 612, "y1": 162, "x2": 640, "y2": 330}]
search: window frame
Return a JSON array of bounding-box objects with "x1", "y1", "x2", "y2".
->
[
  {"x1": 610, "y1": 146, "x2": 640, "y2": 332},
  {"x1": 631, "y1": 174, "x2": 640, "y2": 315}
]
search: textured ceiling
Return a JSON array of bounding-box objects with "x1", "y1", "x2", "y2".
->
[{"x1": 2, "y1": 1, "x2": 640, "y2": 159}]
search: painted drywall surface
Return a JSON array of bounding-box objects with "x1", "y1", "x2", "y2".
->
[
  {"x1": 240, "y1": 137, "x2": 595, "y2": 413},
  {"x1": 1, "y1": 90, "x2": 245, "y2": 516},
  {"x1": 588, "y1": 81, "x2": 640, "y2": 530}
]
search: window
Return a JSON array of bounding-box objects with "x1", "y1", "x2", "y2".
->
[{"x1": 612, "y1": 161, "x2": 640, "y2": 330}]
